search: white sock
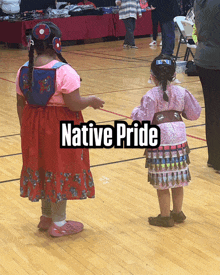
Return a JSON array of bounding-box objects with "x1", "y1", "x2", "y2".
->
[{"x1": 54, "y1": 220, "x2": 67, "y2": 227}]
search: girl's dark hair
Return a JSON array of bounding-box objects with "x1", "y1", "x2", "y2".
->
[
  {"x1": 151, "y1": 54, "x2": 176, "y2": 102},
  {"x1": 28, "y1": 22, "x2": 68, "y2": 92}
]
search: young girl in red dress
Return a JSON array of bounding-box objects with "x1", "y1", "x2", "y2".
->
[{"x1": 16, "y1": 22, "x2": 104, "y2": 237}]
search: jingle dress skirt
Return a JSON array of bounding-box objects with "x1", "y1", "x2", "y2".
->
[
  {"x1": 145, "y1": 141, "x2": 191, "y2": 190},
  {"x1": 20, "y1": 105, "x2": 94, "y2": 203}
]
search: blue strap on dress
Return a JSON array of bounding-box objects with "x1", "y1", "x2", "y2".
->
[{"x1": 19, "y1": 61, "x2": 66, "y2": 106}]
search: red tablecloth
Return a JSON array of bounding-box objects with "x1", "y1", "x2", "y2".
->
[
  {"x1": 114, "y1": 10, "x2": 154, "y2": 37},
  {"x1": 0, "y1": 12, "x2": 157, "y2": 46}
]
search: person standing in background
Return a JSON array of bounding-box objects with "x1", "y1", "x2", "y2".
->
[
  {"x1": 148, "y1": 0, "x2": 162, "y2": 46},
  {"x1": 115, "y1": 0, "x2": 142, "y2": 49},
  {"x1": 149, "y1": 0, "x2": 180, "y2": 57},
  {"x1": 194, "y1": 0, "x2": 220, "y2": 172}
]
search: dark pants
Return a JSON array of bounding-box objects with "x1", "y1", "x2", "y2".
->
[
  {"x1": 151, "y1": 11, "x2": 160, "y2": 41},
  {"x1": 160, "y1": 21, "x2": 175, "y2": 55},
  {"x1": 123, "y1": 18, "x2": 136, "y2": 46},
  {"x1": 197, "y1": 66, "x2": 220, "y2": 170}
]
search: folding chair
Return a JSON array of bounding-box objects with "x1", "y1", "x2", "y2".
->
[
  {"x1": 174, "y1": 16, "x2": 187, "y2": 59},
  {"x1": 181, "y1": 19, "x2": 197, "y2": 61}
]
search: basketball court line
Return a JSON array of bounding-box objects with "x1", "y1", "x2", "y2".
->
[
  {"x1": 78, "y1": 64, "x2": 149, "y2": 72},
  {"x1": 67, "y1": 50, "x2": 152, "y2": 64},
  {"x1": 99, "y1": 108, "x2": 207, "y2": 142},
  {"x1": 0, "y1": 145, "x2": 208, "y2": 185},
  {"x1": 186, "y1": 124, "x2": 205, "y2": 128},
  {"x1": 0, "y1": 72, "x2": 17, "y2": 74},
  {"x1": 91, "y1": 145, "x2": 208, "y2": 168},
  {"x1": 70, "y1": 51, "x2": 141, "y2": 63},
  {"x1": 0, "y1": 134, "x2": 20, "y2": 138},
  {"x1": 96, "y1": 118, "x2": 127, "y2": 124},
  {"x1": 0, "y1": 77, "x2": 15, "y2": 84},
  {"x1": 78, "y1": 49, "x2": 153, "y2": 63},
  {"x1": 0, "y1": 153, "x2": 21, "y2": 158},
  {"x1": 0, "y1": 124, "x2": 208, "y2": 158},
  {"x1": 69, "y1": 47, "x2": 187, "y2": 64}
]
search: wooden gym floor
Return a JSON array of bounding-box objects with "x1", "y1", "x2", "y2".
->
[{"x1": 0, "y1": 34, "x2": 220, "y2": 275}]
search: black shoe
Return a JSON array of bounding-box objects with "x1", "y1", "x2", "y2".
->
[
  {"x1": 168, "y1": 54, "x2": 177, "y2": 61},
  {"x1": 170, "y1": 211, "x2": 186, "y2": 223},
  {"x1": 148, "y1": 214, "x2": 174, "y2": 227},
  {"x1": 159, "y1": 53, "x2": 177, "y2": 61}
]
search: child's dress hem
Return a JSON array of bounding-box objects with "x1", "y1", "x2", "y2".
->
[{"x1": 145, "y1": 141, "x2": 191, "y2": 190}]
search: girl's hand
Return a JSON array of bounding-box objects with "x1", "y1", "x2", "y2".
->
[
  {"x1": 89, "y1": 96, "x2": 105, "y2": 109},
  {"x1": 150, "y1": 5, "x2": 156, "y2": 10},
  {"x1": 116, "y1": 1, "x2": 121, "y2": 6},
  {"x1": 139, "y1": 14, "x2": 142, "y2": 18}
]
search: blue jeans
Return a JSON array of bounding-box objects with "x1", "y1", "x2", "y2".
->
[
  {"x1": 123, "y1": 18, "x2": 136, "y2": 46},
  {"x1": 151, "y1": 11, "x2": 160, "y2": 41},
  {"x1": 160, "y1": 21, "x2": 175, "y2": 55}
]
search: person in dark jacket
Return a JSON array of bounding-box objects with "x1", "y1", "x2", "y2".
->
[
  {"x1": 148, "y1": 0, "x2": 180, "y2": 57},
  {"x1": 148, "y1": 0, "x2": 161, "y2": 46},
  {"x1": 194, "y1": 0, "x2": 220, "y2": 172}
]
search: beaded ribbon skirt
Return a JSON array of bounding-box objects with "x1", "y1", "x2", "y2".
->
[{"x1": 145, "y1": 142, "x2": 191, "y2": 189}]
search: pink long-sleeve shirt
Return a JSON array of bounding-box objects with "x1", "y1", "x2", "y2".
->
[{"x1": 131, "y1": 85, "x2": 202, "y2": 145}]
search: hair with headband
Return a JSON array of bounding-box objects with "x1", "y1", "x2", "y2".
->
[
  {"x1": 27, "y1": 21, "x2": 68, "y2": 92},
  {"x1": 151, "y1": 54, "x2": 176, "y2": 102}
]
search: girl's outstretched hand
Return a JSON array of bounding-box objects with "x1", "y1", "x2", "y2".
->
[{"x1": 89, "y1": 96, "x2": 105, "y2": 109}]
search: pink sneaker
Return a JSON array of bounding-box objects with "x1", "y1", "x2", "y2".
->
[
  {"x1": 48, "y1": 221, "x2": 84, "y2": 237},
  {"x1": 38, "y1": 216, "x2": 53, "y2": 231}
]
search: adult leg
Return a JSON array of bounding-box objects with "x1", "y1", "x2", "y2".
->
[
  {"x1": 122, "y1": 18, "x2": 135, "y2": 46},
  {"x1": 197, "y1": 66, "x2": 220, "y2": 169},
  {"x1": 151, "y1": 11, "x2": 159, "y2": 41},
  {"x1": 123, "y1": 18, "x2": 129, "y2": 46},
  {"x1": 160, "y1": 21, "x2": 175, "y2": 55},
  {"x1": 131, "y1": 18, "x2": 136, "y2": 46}
]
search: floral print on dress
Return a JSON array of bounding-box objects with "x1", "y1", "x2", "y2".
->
[
  {"x1": 69, "y1": 187, "x2": 78, "y2": 197},
  {"x1": 81, "y1": 190, "x2": 87, "y2": 200},
  {"x1": 20, "y1": 187, "x2": 24, "y2": 196},
  {"x1": 73, "y1": 174, "x2": 81, "y2": 184},
  {"x1": 19, "y1": 107, "x2": 94, "y2": 203},
  {"x1": 64, "y1": 173, "x2": 71, "y2": 181},
  {"x1": 88, "y1": 175, "x2": 94, "y2": 188},
  {"x1": 46, "y1": 172, "x2": 53, "y2": 182},
  {"x1": 23, "y1": 176, "x2": 28, "y2": 186},
  {"x1": 20, "y1": 167, "x2": 94, "y2": 203}
]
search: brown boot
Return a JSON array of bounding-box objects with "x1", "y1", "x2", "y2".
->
[
  {"x1": 171, "y1": 211, "x2": 186, "y2": 223},
  {"x1": 148, "y1": 214, "x2": 174, "y2": 227}
]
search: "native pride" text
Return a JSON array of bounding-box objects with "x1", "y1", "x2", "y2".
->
[{"x1": 60, "y1": 121, "x2": 160, "y2": 148}]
